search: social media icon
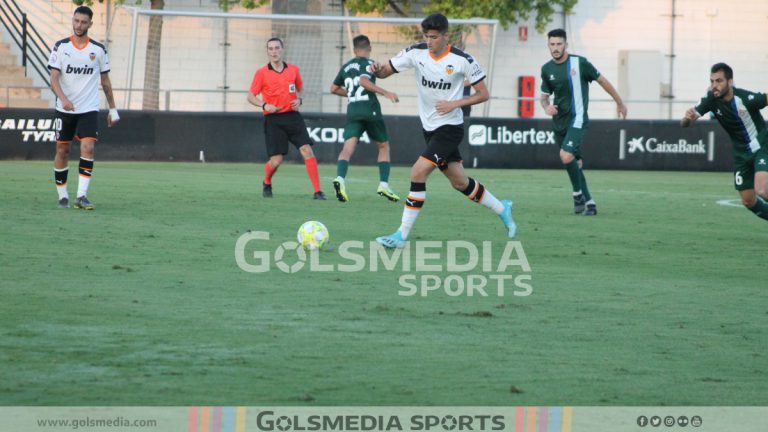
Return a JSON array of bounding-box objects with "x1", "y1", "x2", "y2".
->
[
  {"x1": 664, "y1": 416, "x2": 675, "y2": 427},
  {"x1": 637, "y1": 416, "x2": 649, "y2": 427},
  {"x1": 650, "y1": 416, "x2": 662, "y2": 427},
  {"x1": 678, "y1": 416, "x2": 689, "y2": 426},
  {"x1": 691, "y1": 416, "x2": 702, "y2": 427}
]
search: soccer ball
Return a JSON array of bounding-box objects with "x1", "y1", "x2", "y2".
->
[{"x1": 297, "y1": 221, "x2": 330, "y2": 251}]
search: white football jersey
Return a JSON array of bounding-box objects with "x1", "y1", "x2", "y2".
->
[
  {"x1": 48, "y1": 36, "x2": 110, "y2": 114},
  {"x1": 390, "y1": 43, "x2": 485, "y2": 131}
]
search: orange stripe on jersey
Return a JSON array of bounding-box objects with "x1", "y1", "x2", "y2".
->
[
  {"x1": 419, "y1": 155, "x2": 437, "y2": 166},
  {"x1": 430, "y1": 44, "x2": 452, "y2": 62}
]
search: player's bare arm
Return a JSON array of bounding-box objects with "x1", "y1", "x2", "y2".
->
[
  {"x1": 540, "y1": 93, "x2": 558, "y2": 116},
  {"x1": 681, "y1": 107, "x2": 700, "y2": 128},
  {"x1": 50, "y1": 69, "x2": 74, "y2": 112},
  {"x1": 435, "y1": 79, "x2": 488, "y2": 115},
  {"x1": 369, "y1": 62, "x2": 395, "y2": 79},
  {"x1": 359, "y1": 76, "x2": 399, "y2": 103},
  {"x1": 101, "y1": 73, "x2": 119, "y2": 127},
  {"x1": 597, "y1": 75, "x2": 627, "y2": 119},
  {"x1": 330, "y1": 84, "x2": 348, "y2": 98}
]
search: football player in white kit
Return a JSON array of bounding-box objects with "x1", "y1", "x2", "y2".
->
[
  {"x1": 48, "y1": 6, "x2": 119, "y2": 210},
  {"x1": 370, "y1": 13, "x2": 516, "y2": 248}
]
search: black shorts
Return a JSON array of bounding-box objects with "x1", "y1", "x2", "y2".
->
[
  {"x1": 54, "y1": 110, "x2": 99, "y2": 143},
  {"x1": 421, "y1": 124, "x2": 464, "y2": 171},
  {"x1": 264, "y1": 111, "x2": 314, "y2": 156}
]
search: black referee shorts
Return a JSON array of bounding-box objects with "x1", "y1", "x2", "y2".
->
[{"x1": 264, "y1": 111, "x2": 314, "y2": 156}]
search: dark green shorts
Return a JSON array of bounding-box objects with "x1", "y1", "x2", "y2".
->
[
  {"x1": 343, "y1": 116, "x2": 388, "y2": 143},
  {"x1": 733, "y1": 148, "x2": 768, "y2": 191},
  {"x1": 555, "y1": 127, "x2": 587, "y2": 158}
]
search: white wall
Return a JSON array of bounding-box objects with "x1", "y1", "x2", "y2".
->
[
  {"x1": 6, "y1": 0, "x2": 768, "y2": 119},
  {"x1": 491, "y1": 0, "x2": 768, "y2": 119}
]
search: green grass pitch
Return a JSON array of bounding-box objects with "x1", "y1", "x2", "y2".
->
[{"x1": 0, "y1": 161, "x2": 765, "y2": 405}]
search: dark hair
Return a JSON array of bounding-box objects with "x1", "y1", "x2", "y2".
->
[
  {"x1": 421, "y1": 13, "x2": 449, "y2": 33},
  {"x1": 547, "y1": 28, "x2": 567, "y2": 40},
  {"x1": 266, "y1": 37, "x2": 284, "y2": 48},
  {"x1": 711, "y1": 62, "x2": 733, "y2": 80},
  {"x1": 353, "y1": 35, "x2": 370, "y2": 50},
  {"x1": 74, "y1": 5, "x2": 93, "y2": 19}
]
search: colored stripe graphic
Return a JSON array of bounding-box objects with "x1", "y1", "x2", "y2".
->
[
  {"x1": 539, "y1": 407, "x2": 549, "y2": 432},
  {"x1": 562, "y1": 407, "x2": 573, "y2": 432},
  {"x1": 515, "y1": 406, "x2": 525, "y2": 432},
  {"x1": 223, "y1": 407, "x2": 235, "y2": 432},
  {"x1": 212, "y1": 407, "x2": 222, "y2": 432},
  {"x1": 236, "y1": 407, "x2": 247, "y2": 432},
  {"x1": 188, "y1": 407, "x2": 198, "y2": 432},
  {"x1": 200, "y1": 407, "x2": 210, "y2": 432},
  {"x1": 527, "y1": 407, "x2": 537, "y2": 432},
  {"x1": 549, "y1": 407, "x2": 561, "y2": 432}
]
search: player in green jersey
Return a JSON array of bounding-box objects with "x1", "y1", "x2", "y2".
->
[
  {"x1": 330, "y1": 35, "x2": 400, "y2": 203},
  {"x1": 540, "y1": 29, "x2": 627, "y2": 216},
  {"x1": 682, "y1": 62, "x2": 768, "y2": 221}
]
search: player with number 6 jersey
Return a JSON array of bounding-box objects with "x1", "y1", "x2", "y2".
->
[{"x1": 681, "y1": 62, "x2": 768, "y2": 222}]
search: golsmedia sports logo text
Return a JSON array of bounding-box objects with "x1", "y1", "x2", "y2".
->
[
  {"x1": 235, "y1": 232, "x2": 532, "y2": 297},
  {"x1": 254, "y1": 410, "x2": 505, "y2": 431}
]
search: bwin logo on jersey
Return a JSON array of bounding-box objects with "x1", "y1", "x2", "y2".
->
[
  {"x1": 421, "y1": 76, "x2": 451, "y2": 90},
  {"x1": 65, "y1": 64, "x2": 95, "y2": 75}
]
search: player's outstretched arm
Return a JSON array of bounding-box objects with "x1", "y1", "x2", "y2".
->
[
  {"x1": 597, "y1": 75, "x2": 627, "y2": 119},
  {"x1": 369, "y1": 62, "x2": 395, "y2": 79},
  {"x1": 359, "y1": 76, "x2": 399, "y2": 103},
  {"x1": 681, "y1": 107, "x2": 700, "y2": 128},
  {"x1": 101, "y1": 73, "x2": 119, "y2": 127}
]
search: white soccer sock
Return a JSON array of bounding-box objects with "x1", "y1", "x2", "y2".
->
[
  {"x1": 479, "y1": 188, "x2": 504, "y2": 215},
  {"x1": 379, "y1": 181, "x2": 389, "y2": 189},
  {"x1": 573, "y1": 190, "x2": 583, "y2": 196},
  {"x1": 77, "y1": 177, "x2": 91, "y2": 198},
  {"x1": 398, "y1": 190, "x2": 425, "y2": 239}
]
